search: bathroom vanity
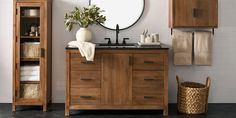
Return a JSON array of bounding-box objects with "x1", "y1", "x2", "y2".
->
[{"x1": 65, "y1": 45, "x2": 169, "y2": 116}]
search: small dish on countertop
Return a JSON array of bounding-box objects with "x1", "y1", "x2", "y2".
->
[{"x1": 138, "y1": 41, "x2": 161, "y2": 46}]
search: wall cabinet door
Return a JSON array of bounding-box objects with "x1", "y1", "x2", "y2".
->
[
  {"x1": 101, "y1": 54, "x2": 132, "y2": 105},
  {"x1": 170, "y1": 0, "x2": 218, "y2": 27}
]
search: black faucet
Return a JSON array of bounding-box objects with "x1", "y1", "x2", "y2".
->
[{"x1": 116, "y1": 24, "x2": 119, "y2": 45}]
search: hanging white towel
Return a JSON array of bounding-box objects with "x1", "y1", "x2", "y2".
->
[
  {"x1": 172, "y1": 31, "x2": 193, "y2": 65},
  {"x1": 194, "y1": 32, "x2": 213, "y2": 65},
  {"x1": 68, "y1": 41, "x2": 96, "y2": 61}
]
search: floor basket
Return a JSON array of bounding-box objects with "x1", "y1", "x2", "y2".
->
[{"x1": 176, "y1": 76, "x2": 211, "y2": 114}]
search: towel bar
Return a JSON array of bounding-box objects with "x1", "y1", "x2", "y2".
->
[{"x1": 170, "y1": 28, "x2": 215, "y2": 35}]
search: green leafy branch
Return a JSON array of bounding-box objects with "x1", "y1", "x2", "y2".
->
[{"x1": 65, "y1": 5, "x2": 106, "y2": 31}]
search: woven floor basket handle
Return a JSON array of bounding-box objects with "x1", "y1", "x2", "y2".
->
[
  {"x1": 176, "y1": 76, "x2": 180, "y2": 86},
  {"x1": 206, "y1": 77, "x2": 211, "y2": 88}
]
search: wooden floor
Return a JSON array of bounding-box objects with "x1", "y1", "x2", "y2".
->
[{"x1": 0, "y1": 103, "x2": 235, "y2": 118}]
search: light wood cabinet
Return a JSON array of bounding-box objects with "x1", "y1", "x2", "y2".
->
[
  {"x1": 169, "y1": 0, "x2": 218, "y2": 28},
  {"x1": 66, "y1": 49, "x2": 169, "y2": 116},
  {"x1": 13, "y1": 0, "x2": 52, "y2": 112},
  {"x1": 101, "y1": 54, "x2": 132, "y2": 105}
]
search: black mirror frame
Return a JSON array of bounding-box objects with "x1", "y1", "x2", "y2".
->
[{"x1": 89, "y1": 0, "x2": 145, "y2": 31}]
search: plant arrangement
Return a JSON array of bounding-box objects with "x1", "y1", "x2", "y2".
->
[{"x1": 64, "y1": 5, "x2": 106, "y2": 31}]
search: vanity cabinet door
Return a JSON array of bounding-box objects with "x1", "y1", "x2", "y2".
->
[
  {"x1": 101, "y1": 54, "x2": 132, "y2": 105},
  {"x1": 169, "y1": 0, "x2": 218, "y2": 27}
]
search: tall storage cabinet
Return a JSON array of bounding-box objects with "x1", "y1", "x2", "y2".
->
[
  {"x1": 13, "y1": 0, "x2": 52, "y2": 111},
  {"x1": 169, "y1": 0, "x2": 218, "y2": 28}
]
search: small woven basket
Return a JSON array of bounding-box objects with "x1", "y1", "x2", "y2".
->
[{"x1": 176, "y1": 76, "x2": 211, "y2": 114}]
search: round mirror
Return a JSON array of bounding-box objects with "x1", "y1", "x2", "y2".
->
[{"x1": 89, "y1": 0, "x2": 145, "y2": 30}]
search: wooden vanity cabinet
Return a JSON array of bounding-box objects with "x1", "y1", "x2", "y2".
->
[
  {"x1": 66, "y1": 49, "x2": 169, "y2": 116},
  {"x1": 169, "y1": 0, "x2": 218, "y2": 28},
  {"x1": 13, "y1": 0, "x2": 52, "y2": 112}
]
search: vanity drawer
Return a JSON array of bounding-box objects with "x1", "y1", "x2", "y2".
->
[
  {"x1": 132, "y1": 54, "x2": 164, "y2": 71},
  {"x1": 133, "y1": 71, "x2": 164, "y2": 88},
  {"x1": 71, "y1": 88, "x2": 100, "y2": 105},
  {"x1": 132, "y1": 88, "x2": 163, "y2": 105},
  {"x1": 70, "y1": 53, "x2": 101, "y2": 71},
  {"x1": 71, "y1": 71, "x2": 101, "y2": 88}
]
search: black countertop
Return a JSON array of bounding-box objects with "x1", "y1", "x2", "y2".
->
[{"x1": 66, "y1": 43, "x2": 169, "y2": 50}]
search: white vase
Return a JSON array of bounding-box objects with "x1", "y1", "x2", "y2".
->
[{"x1": 76, "y1": 28, "x2": 92, "y2": 42}]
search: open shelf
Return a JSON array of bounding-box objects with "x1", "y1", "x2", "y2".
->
[
  {"x1": 15, "y1": 98, "x2": 42, "y2": 105},
  {"x1": 21, "y1": 16, "x2": 40, "y2": 18},
  {"x1": 21, "y1": 81, "x2": 40, "y2": 84},
  {"x1": 21, "y1": 57, "x2": 40, "y2": 61},
  {"x1": 21, "y1": 36, "x2": 40, "y2": 39}
]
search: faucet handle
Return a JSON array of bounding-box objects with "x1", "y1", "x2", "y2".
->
[
  {"x1": 104, "y1": 38, "x2": 111, "y2": 45},
  {"x1": 122, "y1": 38, "x2": 129, "y2": 45}
]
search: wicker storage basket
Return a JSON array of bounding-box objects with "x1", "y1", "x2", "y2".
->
[
  {"x1": 20, "y1": 83, "x2": 40, "y2": 98},
  {"x1": 176, "y1": 76, "x2": 211, "y2": 114},
  {"x1": 20, "y1": 42, "x2": 40, "y2": 58}
]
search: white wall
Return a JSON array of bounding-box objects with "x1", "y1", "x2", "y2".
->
[
  {"x1": 0, "y1": 0, "x2": 13, "y2": 103},
  {"x1": 1, "y1": 0, "x2": 236, "y2": 103}
]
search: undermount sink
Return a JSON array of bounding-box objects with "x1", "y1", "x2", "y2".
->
[{"x1": 97, "y1": 43, "x2": 137, "y2": 48}]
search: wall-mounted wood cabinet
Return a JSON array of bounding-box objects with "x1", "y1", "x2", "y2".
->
[
  {"x1": 169, "y1": 0, "x2": 218, "y2": 28},
  {"x1": 65, "y1": 49, "x2": 169, "y2": 116},
  {"x1": 13, "y1": 0, "x2": 52, "y2": 111}
]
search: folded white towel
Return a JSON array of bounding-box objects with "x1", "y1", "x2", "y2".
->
[
  {"x1": 21, "y1": 66, "x2": 40, "y2": 71},
  {"x1": 68, "y1": 41, "x2": 96, "y2": 61},
  {"x1": 21, "y1": 70, "x2": 40, "y2": 76},
  {"x1": 21, "y1": 75, "x2": 40, "y2": 81}
]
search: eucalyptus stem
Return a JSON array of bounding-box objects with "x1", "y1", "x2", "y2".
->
[{"x1": 64, "y1": 5, "x2": 106, "y2": 31}]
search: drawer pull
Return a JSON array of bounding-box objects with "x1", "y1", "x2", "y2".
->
[
  {"x1": 144, "y1": 61, "x2": 154, "y2": 64},
  {"x1": 80, "y1": 96, "x2": 92, "y2": 99},
  {"x1": 144, "y1": 96, "x2": 154, "y2": 99},
  {"x1": 80, "y1": 78, "x2": 92, "y2": 80},
  {"x1": 81, "y1": 61, "x2": 94, "y2": 64},
  {"x1": 144, "y1": 78, "x2": 155, "y2": 81}
]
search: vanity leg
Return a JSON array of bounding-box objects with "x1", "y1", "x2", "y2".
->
[
  {"x1": 65, "y1": 108, "x2": 70, "y2": 116},
  {"x1": 65, "y1": 103, "x2": 70, "y2": 116},
  {"x1": 163, "y1": 108, "x2": 168, "y2": 116},
  {"x1": 43, "y1": 104, "x2": 48, "y2": 112},
  {"x1": 12, "y1": 104, "x2": 16, "y2": 112}
]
